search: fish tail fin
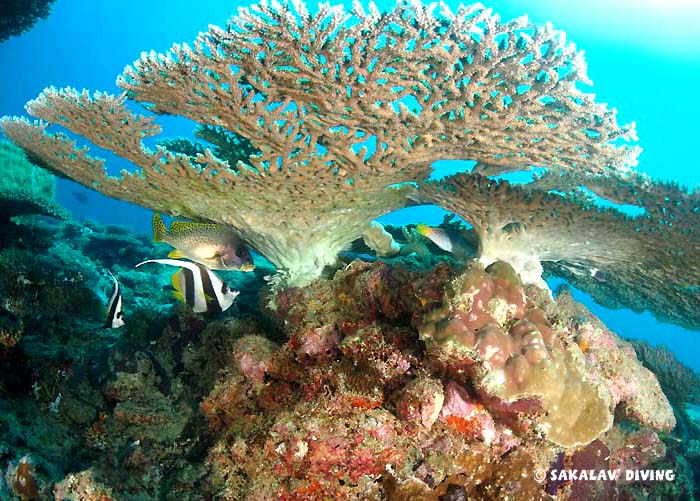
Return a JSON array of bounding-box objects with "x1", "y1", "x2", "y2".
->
[{"x1": 152, "y1": 213, "x2": 168, "y2": 242}]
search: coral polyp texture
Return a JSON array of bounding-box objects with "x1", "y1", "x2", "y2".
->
[
  {"x1": 420, "y1": 172, "x2": 700, "y2": 330},
  {"x1": 0, "y1": 0, "x2": 638, "y2": 286}
]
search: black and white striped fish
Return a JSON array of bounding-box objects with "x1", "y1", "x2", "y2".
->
[
  {"x1": 105, "y1": 270, "x2": 125, "y2": 328},
  {"x1": 135, "y1": 258, "x2": 239, "y2": 313}
]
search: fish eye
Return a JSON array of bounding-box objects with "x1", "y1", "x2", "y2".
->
[{"x1": 221, "y1": 284, "x2": 229, "y2": 293}]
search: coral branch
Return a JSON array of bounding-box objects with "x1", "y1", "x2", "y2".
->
[
  {"x1": 421, "y1": 172, "x2": 700, "y2": 329},
  {"x1": 1, "y1": 0, "x2": 637, "y2": 286}
]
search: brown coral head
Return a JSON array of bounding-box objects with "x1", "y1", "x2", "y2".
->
[{"x1": 6, "y1": 455, "x2": 40, "y2": 501}]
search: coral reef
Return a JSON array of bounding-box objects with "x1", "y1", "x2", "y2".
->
[
  {"x1": 1, "y1": 0, "x2": 637, "y2": 286},
  {"x1": 631, "y1": 340, "x2": 700, "y2": 436},
  {"x1": 0, "y1": 1, "x2": 695, "y2": 499},
  {"x1": 0, "y1": 210, "x2": 691, "y2": 499},
  {"x1": 421, "y1": 172, "x2": 700, "y2": 330},
  {"x1": 420, "y1": 261, "x2": 673, "y2": 447},
  {"x1": 0, "y1": 140, "x2": 66, "y2": 222}
]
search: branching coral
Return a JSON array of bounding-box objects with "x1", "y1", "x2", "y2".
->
[
  {"x1": 421, "y1": 173, "x2": 638, "y2": 286},
  {"x1": 536, "y1": 171, "x2": 700, "y2": 330},
  {"x1": 421, "y1": 172, "x2": 700, "y2": 330},
  {"x1": 1, "y1": 0, "x2": 636, "y2": 286}
]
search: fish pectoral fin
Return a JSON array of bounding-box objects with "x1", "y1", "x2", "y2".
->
[
  {"x1": 171, "y1": 290, "x2": 185, "y2": 303},
  {"x1": 207, "y1": 251, "x2": 222, "y2": 260},
  {"x1": 168, "y1": 250, "x2": 185, "y2": 259}
]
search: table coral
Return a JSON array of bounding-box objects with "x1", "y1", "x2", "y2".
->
[
  {"x1": 1, "y1": 0, "x2": 636, "y2": 287},
  {"x1": 421, "y1": 171, "x2": 700, "y2": 331}
]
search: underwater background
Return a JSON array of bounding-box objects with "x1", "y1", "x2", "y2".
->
[
  {"x1": 2, "y1": 0, "x2": 699, "y2": 370},
  {"x1": 1, "y1": 0, "x2": 700, "y2": 499}
]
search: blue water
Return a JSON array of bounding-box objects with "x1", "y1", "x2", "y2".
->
[{"x1": 1, "y1": 0, "x2": 699, "y2": 369}]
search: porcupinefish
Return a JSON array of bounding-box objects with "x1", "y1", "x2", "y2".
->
[
  {"x1": 104, "y1": 270, "x2": 125, "y2": 328},
  {"x1": 152, "y1": 213, "x2": 254, "y2": 272},
  {"x1": 135, "y1": 258, "x2": 239, "y2": 314}
]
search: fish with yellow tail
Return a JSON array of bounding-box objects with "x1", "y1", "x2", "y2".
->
[
  {"x1": 136, "y1": 259, "x2": 239, "y2": 314},
  {"x1": 415, "y1": 223, "x2": 477, "y2": 259},
  {"x1": 415, "y1": 223, "x2": 455, "y2": 253},
  {"x1": 152, "y1": 213, "x2": 254, "y2": 271},
  {"x1": 104, "y1": 270, "x2": 125, "y2": 328}
]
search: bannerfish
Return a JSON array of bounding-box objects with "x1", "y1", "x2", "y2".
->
[
  {"x1": 135, "y1": 258, "x2": 240, "y2": 314},
  {"x1": 105, "y1": 270, "x2": 125, "y2": 328},
  {"x1": 152, "y1": 213, "x2": 254, "y2": 272}
]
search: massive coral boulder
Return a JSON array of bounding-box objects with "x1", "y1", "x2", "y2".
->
[
  {"x1": 1, "y1": 0, "x2": 636, "y2": 286},
  {"x1": 419, "y1": 260, "x2": 674, "y2": 448}
]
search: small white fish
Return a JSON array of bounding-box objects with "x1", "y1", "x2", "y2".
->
[
  {"x1": 136, "y1": 258, "x2": 239, "y2": 314},
  {"x1": 416, "y1": 223, "x2": 454, "y2": 253},
  {"x1": 105, "y1": 270, "x2": 125, "y2": 328}
]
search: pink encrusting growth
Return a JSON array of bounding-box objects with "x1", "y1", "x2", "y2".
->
[
  {"x1": 420, "y1": 260, "x2": 674, "y2": 447},
  {"x1": 194, "y1": 260, "x2": 677, "y2": 498},
  {"x1": 0, "y1": 0, "x2": 693, "y2": 497}
]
